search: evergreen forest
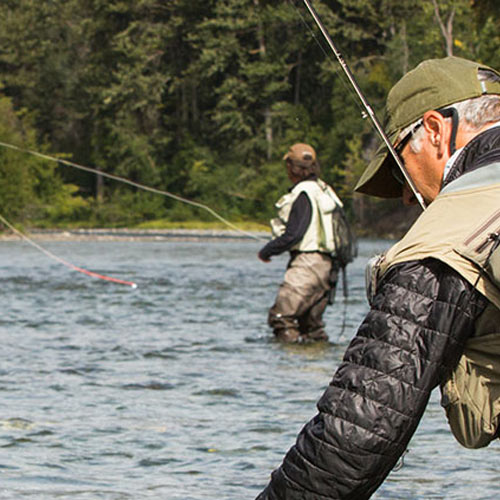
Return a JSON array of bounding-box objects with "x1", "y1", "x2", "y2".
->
[{"x1": 0, "y1": 0, "x2": 498, "y2": 236}]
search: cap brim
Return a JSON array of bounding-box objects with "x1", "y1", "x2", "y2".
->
[{"x1": 354, "y1": 131, "x2": 403, "y2": 198}]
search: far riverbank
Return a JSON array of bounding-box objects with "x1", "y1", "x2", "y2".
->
[{"x1": 0, "y1": 227, "x2": 271, "y2": 242}]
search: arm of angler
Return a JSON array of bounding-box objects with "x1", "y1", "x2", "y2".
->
[
  {"x1": 258, "y1": 192, "x2": 312, "y2": 261},
  {"x1": 257, "y1": 258, "x2": 488, "y2": 499}
]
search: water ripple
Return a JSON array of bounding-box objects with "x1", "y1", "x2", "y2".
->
[{"x1": 1, "y1": 239, "x2": 496, "y2": 499}]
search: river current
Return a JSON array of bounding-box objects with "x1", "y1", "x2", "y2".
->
[{"x1": 0, "y1": 237, "x2": 498, "y2": 499}]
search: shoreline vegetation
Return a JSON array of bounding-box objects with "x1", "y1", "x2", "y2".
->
[
  {"x1": 0, "y1": 221, "x2": 272, "y2": 242},
  {"x1": 0, "y1": 217, "x2": 409, "y2": 242},
  {"x1": 1, "y1": 2, "x2": 494, "y2": 250},
  {"x1": 0, "y1": 207, "x2": 417, "y2": 242},
  {"x1": 0, "y1": 203, "x2": 418, "y2": 243}
]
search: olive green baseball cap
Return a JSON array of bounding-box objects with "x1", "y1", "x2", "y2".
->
[{"x1": 355, "y1": 56, "x2": 500, "y2": 198}]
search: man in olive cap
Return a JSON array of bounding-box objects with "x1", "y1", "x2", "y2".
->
[
  {"x1": 258, "y1": 143, "x2": 343, "y2": 343},
  {"x1": 257, "y1": 56, "x2": 500, "y2": 498}
]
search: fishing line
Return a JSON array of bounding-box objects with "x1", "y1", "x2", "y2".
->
[
  {"x1": 289, "y1": 0, "x2": 370, "y2": 122},
  {"x1": 290, "y1": 0, "x2": 426, "y2": 210},
  {"x1": 0, "y1": 140, "x2": 267, "y2": 243},
  {"x1": 0, "y1": 213, "x2": 137, "y2": 288}
]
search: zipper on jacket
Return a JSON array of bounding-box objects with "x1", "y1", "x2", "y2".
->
[
  {"x1": 464, "y1": 208, "x2": 500, "y2": 247},
  {"x1": 476, "y1": 231, "x2": 500, "y2": 253}
]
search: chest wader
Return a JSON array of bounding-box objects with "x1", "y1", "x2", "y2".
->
[
  {"x1": 268, "y1": 252, "x2": 333, "y2": 343},
  {"x1": 371, "y1": 166, "x2": 500, "y2": 449}
]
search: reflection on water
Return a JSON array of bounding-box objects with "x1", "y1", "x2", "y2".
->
[{"x1": 0, "y1": 238, "x2": 498, "y2": 499}]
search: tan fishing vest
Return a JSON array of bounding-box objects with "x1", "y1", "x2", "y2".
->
[
  {"x1": 270, "y1": 179, "x2": 340, "y2": 253},
  {"x1": 377, "y1": 164, "x2": 500, "y2": 309},
  {"x1": 374, "y1": 163, "x2": 500, "y2": 449}
]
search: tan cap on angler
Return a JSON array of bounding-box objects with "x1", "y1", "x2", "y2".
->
[
  {"x1": 355, "y1": 56, "x2": 500, "y2": 198},
  {"x1": 283, "y1": 143, "x2": 317, "y2": 164}
]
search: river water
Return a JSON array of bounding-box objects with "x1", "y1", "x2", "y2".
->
[{"x1": 0, "y1": 237, "x2": 498, "y2": 499}]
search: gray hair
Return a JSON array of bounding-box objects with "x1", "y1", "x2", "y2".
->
[{"x1": 400, "y1": 69, "x2": 500, "y2": 153}]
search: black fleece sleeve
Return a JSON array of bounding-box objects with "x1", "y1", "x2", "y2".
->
[
  {"x1": 258, "y1": 192, "x2": 312, "y2": 260},
  {"x1": 256, "y1": 258, "x2": 488, "y2": 500}
]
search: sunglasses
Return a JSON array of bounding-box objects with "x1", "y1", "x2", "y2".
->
[{"x1": 391, "y1": 120, "x2": 423, "y2": 185}]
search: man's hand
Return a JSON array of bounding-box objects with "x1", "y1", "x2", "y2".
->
[{"x1": 258, "y1": 252, "x2": 271, "y2": 263}]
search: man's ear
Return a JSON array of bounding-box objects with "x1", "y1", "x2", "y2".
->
[{"x1": 422, "y1": 110, "x2": 449, "y2": 158}]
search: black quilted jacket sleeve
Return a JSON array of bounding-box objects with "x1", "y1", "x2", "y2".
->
[{"x1": 257, "y1": 258, "x2": 488, "y2": 500}]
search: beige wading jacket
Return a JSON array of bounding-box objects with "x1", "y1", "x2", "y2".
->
[
  {"x1": 376, "y1": 161, "x2": 500, "y2": 448},
  {"x1": 256, "y1": 128, "x2": 500, "y2": 500}
]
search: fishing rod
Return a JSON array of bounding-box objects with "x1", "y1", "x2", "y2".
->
[{"x1": 298, "y1": 0, "x2": 426, "y2": 210}]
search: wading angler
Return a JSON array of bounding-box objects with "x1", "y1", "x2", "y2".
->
[{"x1": 258, "y1": 143, "x2": 349, "y2": 344}]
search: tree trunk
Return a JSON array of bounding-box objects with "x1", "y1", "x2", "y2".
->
[
  {"x1": 181, "y1": 81, "x2": 189, "y2": 124},
  {"x1": 96, "y1": 171, "x2": 103, "y2": 204},
  {"x1": 432, "y1": 0, "x2": 455, "y2": 56},
  {"x1": 295, "y1": 50, "x2": 302, "y2": 105},
  {"x1": 265, "y1": 108, "x2": 273, "y2": 161},
  {"x1": 191, "y1": 80, "x2": 198, "y2": 124},
  {"x1": 254, "y1": 0, "x2": 273, "y2": 160}
]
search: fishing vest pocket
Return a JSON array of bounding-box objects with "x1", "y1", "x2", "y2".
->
[
  {"x1": 455, "y1": 208, "x2": 500, "y2": 290},
  {"x1": 270, "y1": 192, "x2": 295, "y2": 238},
  {"x1": 270, "y1": 217, "x2": 286, "y2": 238},
  {"x1": 365, "y1": 254, "x2": 384, "y2": 305}
]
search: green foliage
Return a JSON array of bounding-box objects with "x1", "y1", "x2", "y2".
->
[
  {"x1": 242, "y1": 160, "x2": 289, "y2": 222},
  {"x1": 0, "y1": 93, "x2": 87, "y2": 225},
  {"x1": 0, "y1": 0, "x2": 498, "y2": 234},
  {"x1": 38, "y1": 184, "x2": 89, "y2": 225},
  {"x1": 474, "y1": 17, "x2": 500, "y2": 70},
  {"x1": 88, "y1": 189, "x2": 166, "y2": 227}
]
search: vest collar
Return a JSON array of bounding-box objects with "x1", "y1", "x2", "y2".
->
[
  {"x1": 288, "y1": 174, "x2": 318, "y2": 192},
  {"x1": 442, "y1": 126, "x2": 500, "y2": 189}
]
